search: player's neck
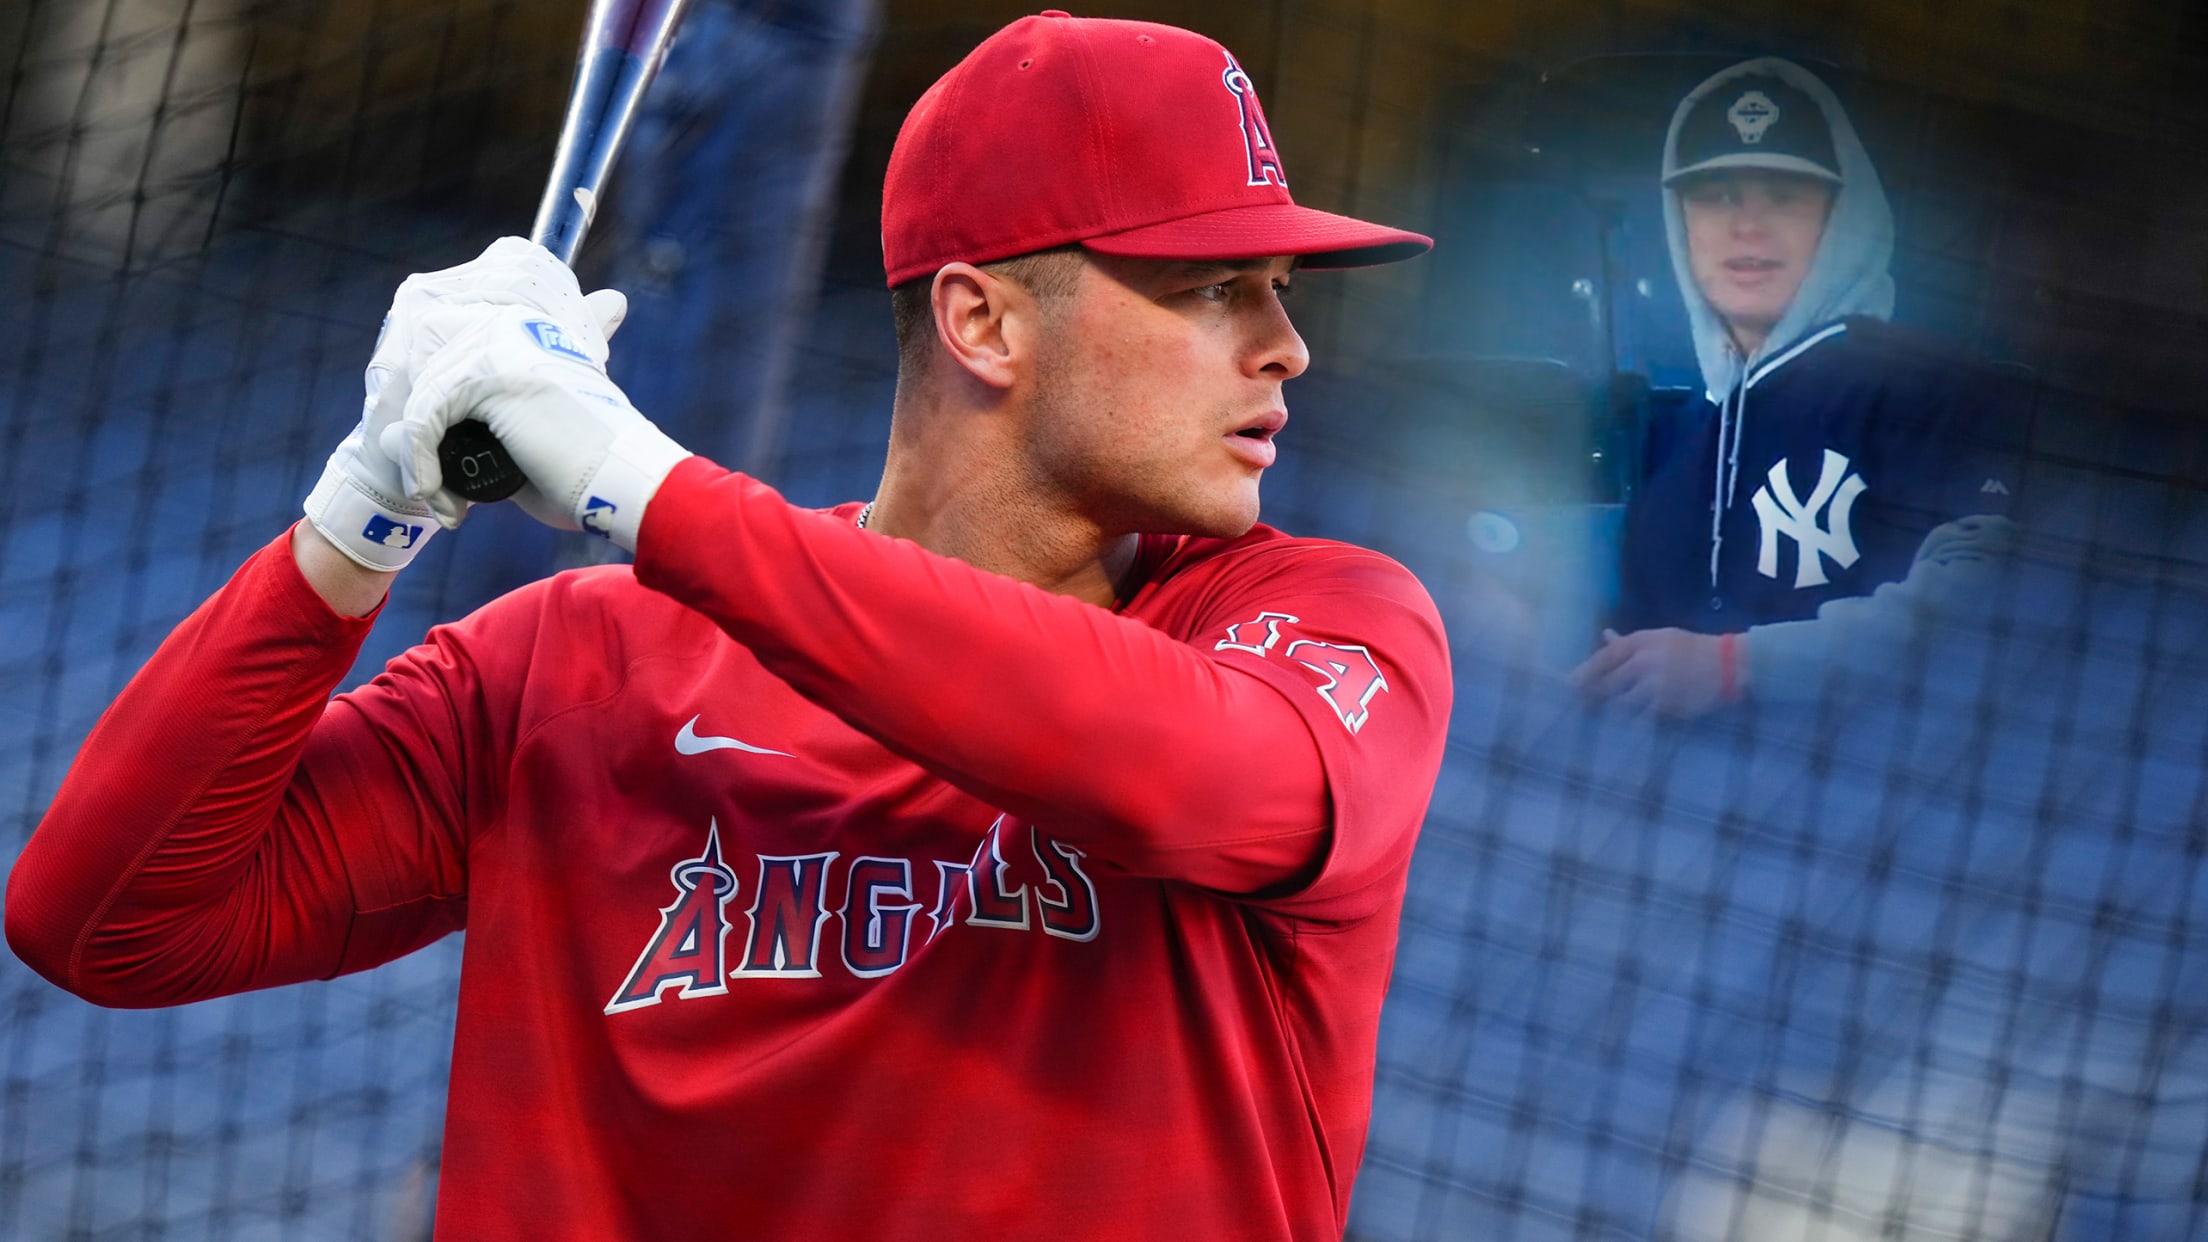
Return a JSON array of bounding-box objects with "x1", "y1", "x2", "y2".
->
[
  {"x1": 867, "y1": 444, "x2": 1139, "y2": 610},
  {"x1": 1726, "y1": 318, "x2": 1771, "y2": 361}
]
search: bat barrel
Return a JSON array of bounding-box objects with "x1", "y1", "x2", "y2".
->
[{"x1": 530, "y1": 0, "x2": 695, "y2": 264}]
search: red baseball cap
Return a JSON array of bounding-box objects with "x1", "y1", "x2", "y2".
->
[{"x1": 881, "y1": 10, "x2": 1432, "y2": 288}]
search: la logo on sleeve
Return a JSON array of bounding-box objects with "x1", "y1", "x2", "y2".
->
[{"x1": 1214, "y1": 610, "x2": 1389, "y2": 734}]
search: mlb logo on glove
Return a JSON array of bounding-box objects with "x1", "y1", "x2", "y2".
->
[
  {"x1": 581, "y1": 496, "x2": 618, "y2": 538},
  {"x1": 360, "y1": 515, "x2": 423, "y2": 549}
]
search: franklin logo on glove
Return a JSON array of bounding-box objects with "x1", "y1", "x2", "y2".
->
[{"x1": 524, "y1": 319, "x2": 593, "y2": 364}]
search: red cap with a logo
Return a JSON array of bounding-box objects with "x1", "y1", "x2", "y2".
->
[{"x1": 881, "y1": 10, "x2": 1432, "y2": 287}]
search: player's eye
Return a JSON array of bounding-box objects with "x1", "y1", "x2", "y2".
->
[{"x1": 1190, "y1": 280, "x2": 1235, "y2": 303}]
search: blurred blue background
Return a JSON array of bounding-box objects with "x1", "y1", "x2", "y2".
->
[{"x1": 3, "y1": 0, "x2": 2205, "y2": 1237}]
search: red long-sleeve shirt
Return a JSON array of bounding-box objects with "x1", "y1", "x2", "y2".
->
[{"x1": 9, "y1": 458, "x2": 1450, "y2": 1240}]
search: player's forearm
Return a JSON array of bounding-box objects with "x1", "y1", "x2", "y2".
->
[
  {"x1": 4, "y1": 530, "x2": 378, "y2": 1005},
  {"x1": 633, "y1": 459, "x2": 1331, "y2": 884},
  {"x1": 293, "y1": 520, "x2": 401, "y2": 617},
  {"x1": 1746, "y1": 514, "x2": 2013, "y2": 700}
]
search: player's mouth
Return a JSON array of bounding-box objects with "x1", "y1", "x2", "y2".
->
[
  {"x1": 1722, "y1": 256, "x2": 1786, "y2": 283},
  {"x1": 1224, "y1": 409, "x2": 1287, "y2": 469}
]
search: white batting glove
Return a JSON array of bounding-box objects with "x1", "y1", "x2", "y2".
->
[
  {"x1": 303, "y1": 238, "x2": 631, "y2": 568},
  {"x1": 303, "y1": 295, "x2": 447, "y2": 571},
  {"x1": 383, "y1": 300, "x2": 690, "y2": 552}
]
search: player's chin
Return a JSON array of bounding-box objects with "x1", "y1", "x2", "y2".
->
[
  {"x1": 1134, "y1": 467, "x2": 1264, "y2": 538},
  {"x1": 1183, "y1": 482, "x2": 1264, "y2": 539}
]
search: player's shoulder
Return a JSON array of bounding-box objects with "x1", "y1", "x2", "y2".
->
[
  {"x1": 462, "y1": 498, "x2": 902, "y2": 641},
  {"x1": 1772, "y1": 318, "x2": 1998, "y2": 440},
  {"x1": 1150, "y1": 523, "x2": 1440, "y2": 614},
  {"x1": 1817, "y1": 317, "x2": 1985, "y2": 390},
  {"x1": 1147, "y1": 525, "x2": 1453, "y2": 711},
  {"x1": 452, "y1": 561, "x2": 718, "y2": 661},
  {"x1": 1839, "y1": 318, "x2": 2017, "y2": 435},
  {"x1": 474, "y1": 561, "x2": 658, "y2": 615}
]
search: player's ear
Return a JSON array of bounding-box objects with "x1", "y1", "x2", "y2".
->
[{"x1": 930, "y1": 263, "x2": 1024, "y2": 391}]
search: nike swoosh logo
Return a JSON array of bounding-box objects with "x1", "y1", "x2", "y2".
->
[{"x1": 675, "y1": 715, "x2": 791, "y2": 758}]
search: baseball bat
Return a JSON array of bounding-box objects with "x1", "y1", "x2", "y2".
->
[{"x1": 437, "y1": 0, "x2": 696, "y2": 504}]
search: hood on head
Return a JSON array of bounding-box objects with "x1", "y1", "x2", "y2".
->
[{"x1": 1661, "y1": 57, "x2": 1894, "y2": 399}]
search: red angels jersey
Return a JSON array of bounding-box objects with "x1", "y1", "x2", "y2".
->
[{"x1": 12, "y1": 462, "x2": 1452, "y2": 1240}]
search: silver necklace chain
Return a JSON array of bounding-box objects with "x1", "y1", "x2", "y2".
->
[{"x1": 855, "y1": 501, "x2": 874, "y2": 530}]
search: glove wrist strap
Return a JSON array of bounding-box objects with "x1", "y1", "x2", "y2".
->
[
  {"x1": 304, "y1": 468, "x2": 437, "y2": 572},
  {"x1": 576, "y1": 426, "x2": 692, "y2": 552}
]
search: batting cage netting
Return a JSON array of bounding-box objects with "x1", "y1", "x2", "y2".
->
[{"x1": 3, "y1": 0, "x2": 2204, "y2": 1238}]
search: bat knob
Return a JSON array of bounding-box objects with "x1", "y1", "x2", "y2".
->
[{"x1": 438, "y1": 419, "x2": 529, "y2": 503}]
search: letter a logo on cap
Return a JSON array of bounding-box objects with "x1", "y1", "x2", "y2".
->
[{"x1": 1221, "y1": 51, "x2": 1287, "y2": 188}]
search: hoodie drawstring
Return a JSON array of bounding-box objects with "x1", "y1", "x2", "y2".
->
[
  {"x1": 1707, "y1": 376, "x2": 1750, "y2": 590},
  {"x1": 1725, "y1": 383, "x2": 1748, "y2": 507},
  {"x1": 1707, "y1": 390, "x2": 1729, "y2": 589}
]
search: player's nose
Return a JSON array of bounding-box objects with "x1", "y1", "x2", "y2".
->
[
  {"x1": 1728, "y1": 196, "x2": 1778, "y2": 235},
  {"x1": 1248, "y1": 293, "x2": 1309, "y2": 381}
]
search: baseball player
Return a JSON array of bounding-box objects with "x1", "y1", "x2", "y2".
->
[
  {"x1": 1574, "y1": 58, "x2": 2017, "y2": 716},
  {"x1": 7, "y1": 12, "x2": 1449, "y2": 1240}
]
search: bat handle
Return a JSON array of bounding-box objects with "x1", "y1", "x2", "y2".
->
[
  {"x1": 438, "y1": 419, "x2": 530, "y2": 503},
  {"x1": 431, "y1": 213, "x2": 573, "y2": 506}
]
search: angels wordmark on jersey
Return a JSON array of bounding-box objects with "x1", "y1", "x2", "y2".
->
[
  {"x1": 607, "y1": 606, "x2": 1392, "y2": 1015},
  {"x1": 607, "y1": 813, "x2": 1099, "y2": 1015}
]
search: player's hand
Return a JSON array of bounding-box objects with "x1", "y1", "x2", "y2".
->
[
  {"x1": 1570, "y1": 627, "x2": 1738, "y2": 718},
  {"x1": 383, "y1": 298, "x2": 690, "y2": 551},
  {"x1": 302, "y1": 237, "x2": 633, "y2": 567},
  {"x1": 301, "y1": 274, "x2": 458, "y2": 571}
]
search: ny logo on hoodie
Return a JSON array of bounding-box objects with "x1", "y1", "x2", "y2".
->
[{"x1": 1751, "y1": 449, "x2": 1866, "y2": 588}]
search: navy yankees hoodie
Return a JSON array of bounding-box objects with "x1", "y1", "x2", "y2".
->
[{"x1": 1613, "y1": 58, "x2": 2018, "y2": 695}]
